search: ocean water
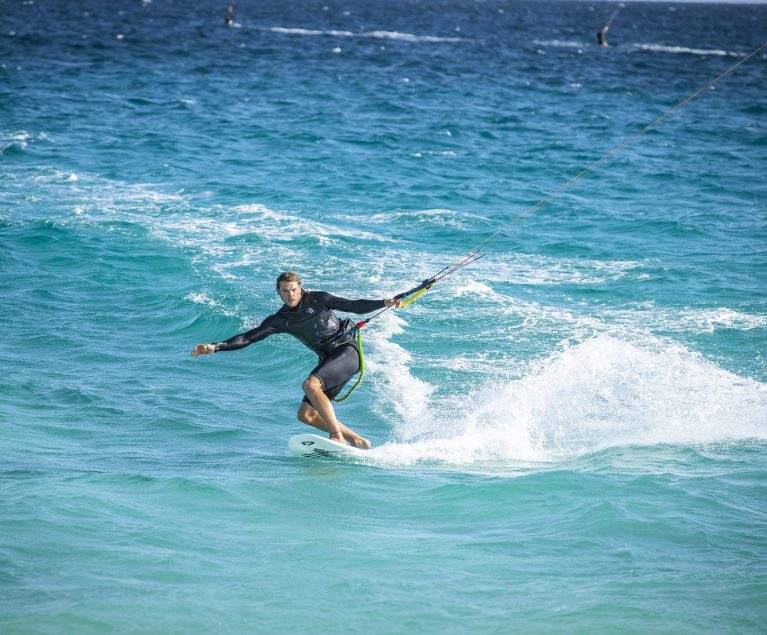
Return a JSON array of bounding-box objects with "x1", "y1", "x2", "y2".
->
[{"x1": 2, "y1": 0, "x2": 766, "y2": 632}]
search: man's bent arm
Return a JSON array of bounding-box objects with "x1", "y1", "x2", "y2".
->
[{"x1": 319, "y1": 292, "x2": 386, "y2": 315}]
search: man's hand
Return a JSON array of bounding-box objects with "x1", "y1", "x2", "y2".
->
[
  {"x1": 191, "y1": 343, "x2": 216, "y2": 356},
  {"x1": 384, "y1": 298, "x2": 402, "y2": 308}
]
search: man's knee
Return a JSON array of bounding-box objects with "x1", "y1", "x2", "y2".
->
[
  {"x1": 302, "y1": 375, "x2": 323, "y2": 396},
  {"x1": 297, "y1": 403, "x2": 314, "y2": 424}
]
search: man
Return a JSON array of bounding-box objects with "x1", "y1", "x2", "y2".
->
[
  {"x1": 192, "y1": 271, "x2": 400, "y2": 449},
  {"x1": 597, "y1": 25, "x2": 609, "y2": 47}
]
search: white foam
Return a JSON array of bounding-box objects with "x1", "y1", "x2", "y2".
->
[
  {"x1": 451, "y1": 280, "x2": 495, "y2": 298},
  {"x1": 185, "y1": 292, "x2": 242, "y2": 319},
  {"x1": 268, "y1": 27, "x2": 463, "y2": 43},
  {"x1": 56, "y1": 182, "x2": 389, "y2": 276},
  {"x1": 433, "y1": 259, "x2": 766, "y2": 337},
  {"x1": 368, "y1": 208, "x2": 486, "y2": 231},
  {"x1": 270, "y1": 27, "x2": 351, "y2": 37},
  {"x1": 229, "y1": 203, "x2": 386, "y2": 244},
  {"x1": 506, "y1": 253, "x2": 645, "y2": 286},
  {"x1": 533, "y1": 40, "x2": 739, "y2": 58},
  {"x1": 634, "y1": 43, "x2": 736, "y2": 57},
  {"x1": 364, "y1": 30, "x2": 463, "y2": 43},
  {"x1": 362, "y1": 335, "x2": 767, "y2": 467},
  {"x1": 365, "y1": 311, "x2": 435, "y2": 433},
  {"x1": 411, "y1": 253, "x2": 643, "y2": 292},
  {"x1": 604, "y1": 306, "x2": 767, "y2": 334},
  {"x1": 1, "y1": 129, "x2": 34, "y2": 153},
  {"x1": 533, "y1": 39, "x2": 584, "y2": 49},
  {"x1": 412, "y1": 150, "x2": 458, "y2": 158},
  {"x1": 498, "y1": 296, "x2": 767, "y2": 340}
]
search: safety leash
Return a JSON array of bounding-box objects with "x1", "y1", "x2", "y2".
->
[{"x1": 332, "y1": 327, "x2": 365, "y2": 403}]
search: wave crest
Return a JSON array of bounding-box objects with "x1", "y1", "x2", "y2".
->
[
  {"x1": 268, "y1": 27, "x2": 463, "y2": 43},
  {"x1": 366, "y1": 335, "x2": 767, "y2": 467}
]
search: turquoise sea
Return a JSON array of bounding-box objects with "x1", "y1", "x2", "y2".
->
[{"x1": 2, "y1": 0, "x2": 766, "y2": 632}]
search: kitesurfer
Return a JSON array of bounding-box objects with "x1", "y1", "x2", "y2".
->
[
  {"x1": 192, "y1": 272, "x2": 400, "y2": 448},
  {"x1": 597, "y1": 25, "x2": 609, "y2": 47}
]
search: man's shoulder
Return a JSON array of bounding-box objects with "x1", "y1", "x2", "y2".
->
[{"x1": 304, "y1": 289, "x2": 332, "y2": 304}]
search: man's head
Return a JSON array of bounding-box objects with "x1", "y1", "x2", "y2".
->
[{"x1": 276, "y1": 271, "x2": 302, "y2": 308}]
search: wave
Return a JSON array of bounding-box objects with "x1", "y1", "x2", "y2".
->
[
  {"x1": 361, "y1": 334, "x2": 767, "y2": 467},
  {"x1": 1, "y1": 129, "x2": 49, "y2": 155},
  {"x1": 634, "y1": 43, "x2": 739, "y2": 58},
  {"x1": 532, "y1": 41, "x2": 741, "y2": 58},
  {"x1": 368, "y1": 208, "x2": 488, "y2": 231},
  {"x1": 365, "y1": 310, "x2": 435, "y2": 425},
  {"x1": 601, "y1": 306, "x2": 767, "y2": 334},
  {"x1": 488, "y1": 254, "x2": 646, "y2": 286},
  {"x1": 14, "y1": 169, "x2": 389, "y2": 274},
  {"x1": 268, "y1": 27, "x2": 463, "y2": 44},
  {"x1": 533, "y1": 40, "x2": 584, "y2": 49},
  {"x1": 448, "y1": 283, "x2": 767, "y2": 339},
  {"x1": 402, "y1": 260, "x2": 767, "y2": 338},
  {"x1": 15, "y1": 168, "x2": 762, "y2": 342},
  {"x1": 184, "y1": 292, "x2": 240, "y2": 319}
]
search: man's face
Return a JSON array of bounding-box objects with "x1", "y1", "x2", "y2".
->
[{"x1": 278, "y1": 281, "x2": 302, "y2": 308}]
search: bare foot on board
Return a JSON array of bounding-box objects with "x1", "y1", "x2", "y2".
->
[{"x1": 347, "y1": 436, "x2": 372, "y2": 450}]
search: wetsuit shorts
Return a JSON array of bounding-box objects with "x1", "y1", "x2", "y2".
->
[{"x1": 302, "y1": 343, "x2": 360, "y2": 403}]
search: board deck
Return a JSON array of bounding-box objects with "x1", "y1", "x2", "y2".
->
[{"x1": 288, "y1": 433, "x2": 367, "y2": 458}]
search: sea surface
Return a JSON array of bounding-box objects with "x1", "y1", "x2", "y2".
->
[{"x1": 2, "y1": 0, "x2": 766, "y2": 633}]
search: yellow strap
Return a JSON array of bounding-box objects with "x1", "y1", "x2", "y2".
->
[{"x1": 398, "y1": 282, "x2": 435, "y2": 308}]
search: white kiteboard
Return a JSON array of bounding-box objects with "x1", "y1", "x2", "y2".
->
[{"x1": 288, "y1": 433, "x2": 367, "y2": 458}]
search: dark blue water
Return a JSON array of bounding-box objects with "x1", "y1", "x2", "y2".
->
[{"x1": 2, "y1": 1, "x2": 766, "y2": 633}]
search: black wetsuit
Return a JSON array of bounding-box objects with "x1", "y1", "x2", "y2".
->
[{"x1": 214, "y1": 291, "x2": 385, "y2": 401}]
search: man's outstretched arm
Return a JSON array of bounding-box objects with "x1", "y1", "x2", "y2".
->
[{"x1": 191, "y1": 316, "x2": 281, "y2": 356}]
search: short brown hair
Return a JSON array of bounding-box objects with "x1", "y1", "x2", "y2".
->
[{"x1": 276, "y1": 271, "x2": 302, "y2": 289}]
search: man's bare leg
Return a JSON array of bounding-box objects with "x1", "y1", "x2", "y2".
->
[
  {"x1": 297, "y1": 402, "x2": 372, "y2": 449},
  {"x1": 299, "y1": 378, "x2": 371, "y2": 449}
]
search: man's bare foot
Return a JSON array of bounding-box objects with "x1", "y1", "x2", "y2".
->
[
  {"x1": 348, "y1": 436, "x2": 371, "y2": 450},
  {"x1": 328, "y1": 432, "x2": 347, "y2": 445}
]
